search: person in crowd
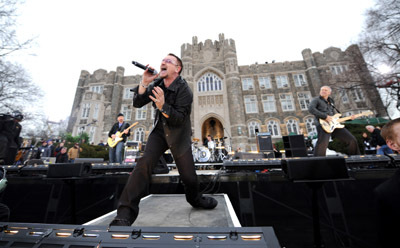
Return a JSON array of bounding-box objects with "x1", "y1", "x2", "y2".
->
[
  {"x1": 308, "y1": 85, "x2": 360, "y2": 156},
  {"x1": 56, "y1": 147, "x2": 69, "y2": 163},
  {"x1": 110, "y1": 53, "x2": 217, "y2": 226},
  {"x1": 97, "y1": 140, "x2": 105, "y2": 146},
  {"x1": 38, "y1": 141, "x2": 48, "y2": 158},
  {"x1": 366, "y1": 125, "x2": 393, "y2": 155},
  {"x1": 374, "y1": 118, "x2": 400, "y2": 247},
  {"x1": 108, "y1": 113, "x2": 131, "y2": 164},
  {"x1": 362, "y1": 132, "x2": 375, "y2": 154},
  {"x1": 42, "y1": 140, "x2": 55, "y2": 157},
  {"x1": 0, "y1": 111, "x2": 24, "y2": 165},
  {"x1": 54, "y1": 142, "x2": 65, "y2": 157},
  {"x1": 67, "y1": 143, "x2": 82, "y2": 163}
]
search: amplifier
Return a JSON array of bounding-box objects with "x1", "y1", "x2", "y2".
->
[{"x1": 0, "y1": 222, "x2": 281, "y2": 248}]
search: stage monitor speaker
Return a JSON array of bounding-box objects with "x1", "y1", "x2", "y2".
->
[
  {"x1": 256, "y1": 132, "x2": 273, "y2": 152},
  {"x1": 283, "y1": 135, "x2": 307, "y2": 157},
  {"x1": 47, "y1": 163, "x2": 92, "y2": 178},
  {"x1": 281, "y1": 156, "x2": 349, "y2": 181}
]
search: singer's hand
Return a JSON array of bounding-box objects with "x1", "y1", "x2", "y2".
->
[
  {"x1": 149, "y1": 86, "x2": 165, "y2": 110},
  {"x1": 142, "y1": 65, "x2": 160, "y2": 86}
]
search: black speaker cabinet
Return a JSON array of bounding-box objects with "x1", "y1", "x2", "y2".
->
[
  {"x1": 47, "y1": 163, "x2": 92, "y2": 178},
  {"x1": 256, "y1": 132, "x2": 273, "y2": 152},
  {"x1": 283, "y1": 135, "x2": 307, "y2": 157},
  {"x1": 281, "y1": 156, "x2": 349, "y2": 181}
]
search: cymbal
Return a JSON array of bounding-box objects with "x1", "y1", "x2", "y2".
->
[
  {"x1": 192, "y1": 138, "x2": 200, "y2": 142},
  {"x1": 216, "y1": 146, "x2": 225, "y2": 149}
]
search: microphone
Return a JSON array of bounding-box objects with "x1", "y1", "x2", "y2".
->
[{"x1": 132, "y1": 61, "x2": 158, "y2": 75}]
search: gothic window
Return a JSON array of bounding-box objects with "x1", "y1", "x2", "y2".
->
[
  {"x1": 261, "y1": 94, "x2": 276, "y2": 112},
  {"x1": 123, "y1": 88, "x2": 134, "y2": 99},
  {"x1": 135, "y1": 105, "x2": 147, "y2": 120},
  {"x1": 279, "y1": 93, "x2": 295, "y2": 111},
  {"x1": 121, "y1": 105, "x2": 132, "y2": 121},
  {"x1": 248, "y1": 121, "x2": 261, "y2": 138},
  {"x1": 286, "y1": 119, "x2": 299, "y2": 134},
  {"x1": 293, "y1": 74, "x2": 307, "y2": 87},
  {"x1": 242, "y1": 78, "x2": 254, "y2": 90},
  {"x1": 151, "y1": 107, "x2": 156, "y2": 120},
  {"x1": 267, "y1": 120, "x2": 281, "y2": 137},
  {"x1": 297, "y1": 92, "x2": 312, "y2": 110},
  {"x1": 90, "y1": 85, "x2": 103, "y2": 93},
  {"x1": 81, "y1": 103, "x2": 90, "y2": 118},
  {"x1": 244, "y1": 95, "x2": 258, "y2": 113},
  {"x1": 330, "y1": 65, "x2": 348, "y2": 75},
  {"x1": 258, "y1": 76, "x2": 272, "y2": 89},
  {"x1": 305, "y1": 117, "x2": 317, "y2": 136},
  {"x1": 197, "y1": 73, "x2": 223, "y2": 92},
  {"x1": 350, "y1": 86, "x2": 365, "y2": 102},
  {"x1": 134, "y1": 127, "x2": 145, "y2": 142},
  {"x1": 276, "y1": 75, "x2": 289, "y2": 88}
]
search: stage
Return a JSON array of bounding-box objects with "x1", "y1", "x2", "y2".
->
[{"x1": 0, "y1": 154, "x2": 398, "y2": 247}]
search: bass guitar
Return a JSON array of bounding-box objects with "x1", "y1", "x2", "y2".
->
[
  {"x1": 319, "y1": 111, "x2": 373, "y2": 133},
  {"x1": 108, "y1": 122, "x2": 139, "y2": 148}
]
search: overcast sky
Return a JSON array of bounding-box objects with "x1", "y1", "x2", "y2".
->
[{"x1": 10, "y1": 0, "x2": 378, "y2": 122}]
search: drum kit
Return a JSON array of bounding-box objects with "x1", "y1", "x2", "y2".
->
[{"x1": 191, "y1": 137, "x2": 228, "y2": 163}]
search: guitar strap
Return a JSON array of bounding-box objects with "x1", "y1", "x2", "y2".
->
[{"x1": 328, "y1": 98, "x2": 341, "y2": 114}]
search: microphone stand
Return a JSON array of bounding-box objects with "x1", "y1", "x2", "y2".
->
[{"x1": 223, "y1": 127, "x2": 233, "y2": 153}]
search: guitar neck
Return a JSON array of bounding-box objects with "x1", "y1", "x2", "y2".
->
[
  {"x1": 125, "y1": 122, "x2": 139, "y2": 131},
  {"x1": 337, "y1": 112, "x2": 370, "y2": 123}
]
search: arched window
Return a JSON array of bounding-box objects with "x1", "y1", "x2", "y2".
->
[
  {"x1": 134, "y1": 127, "x2": 145, "y2": 142},
  {"x1": 286, "y1": 119, "x2": 299, "y2": 135},
  {"x1": 197, "y1": 73, "x2": 223, "y2": 92},
  {"x1": 248, "y1": 121, "x2": 260, "y2": 138},
  {"x1": 267, "y1": 120, "x2": 281, "y2": 137},
  {"x1": 305, "y1": 117, "x2": 317, "y2": 136}
]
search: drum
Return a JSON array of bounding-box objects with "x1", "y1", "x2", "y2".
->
[{"x1": 197, "y1": 147, "x2": 211, "y2": 163}]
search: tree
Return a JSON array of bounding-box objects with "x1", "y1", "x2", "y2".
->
[
  {"x1": 0, "y1": 0, "x2": 42, "y2": 114},
  {"x1": 358, "y1": 0, "x2": 400, "y2": 117}
]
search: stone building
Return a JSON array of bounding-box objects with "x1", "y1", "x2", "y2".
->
[{"x1": 67, "y1": 34, "x2": 386, "y2": 152}]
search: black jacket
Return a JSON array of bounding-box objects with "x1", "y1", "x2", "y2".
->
[
  {"x1": 56, "y1": 152, "x2": 69, "y2": 163},
  {"x1": 132, "y1": 76, "x2": 192, "y2": 158},
  {"x1": 370, "y1": 129, "x2": 386, "y2": 147},
  {"x1": 108, "y1": 122, "x2": 131, "y2": 143},
  {"x1": 308, "y1": 96, "x2": 336, "y2": 125}
]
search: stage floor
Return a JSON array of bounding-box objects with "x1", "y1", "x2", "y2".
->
[{"x1": 84, "y1": 193, "x2": 241, "y2": 228}]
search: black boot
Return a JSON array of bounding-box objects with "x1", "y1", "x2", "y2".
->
[{"x1": 191, "y1": 196, "x2": 218, "y2": 209}]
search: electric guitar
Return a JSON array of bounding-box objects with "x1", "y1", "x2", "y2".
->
[
  {"x1": 108, "y1": 122, "x2": 138, "y2": 148},
  {"x1": 319, "y1": 111, "x2": 373, "y2": 133}
]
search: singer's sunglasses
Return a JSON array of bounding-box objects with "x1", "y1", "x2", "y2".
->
[{"x1": 162, "y1": 58, "x2": 180, "y2": 66}]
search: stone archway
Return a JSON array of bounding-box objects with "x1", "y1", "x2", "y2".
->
[{"x1": 201, "y1": 117, "x2": 224, "y2": 144}]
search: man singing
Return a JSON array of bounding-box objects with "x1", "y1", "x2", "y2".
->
[
  {"x1": 110, "y1": 54, "x2": 217, "y2": 226},
  {"x1": 108, "y1": 113, "x2": 130, "y2": 164},
  {"x1": 308, "y1": 86, "x2": 360, "y2": 156}
]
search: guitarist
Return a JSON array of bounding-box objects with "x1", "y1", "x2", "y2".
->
[
  {"x1": 108, "y1": 113, "x2": 131, "y2": 163},
  {"x1": 308, "y1": 86, "x2": 360, "y2": 156}
]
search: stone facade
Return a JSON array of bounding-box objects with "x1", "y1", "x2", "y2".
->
[{"x1": 67, "y1": 34, "x2": 386, "y2": 152}]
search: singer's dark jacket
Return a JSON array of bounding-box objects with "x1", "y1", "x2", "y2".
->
[
  {"x1": 108, "y1": 122, "x2": 131, "y2": 143},
  {"x1": 131, "y1": 76, "x2": 192, "y2": 158},
  {"x1": 308, "y1": 96, "x2": 336, "y2": 125}
]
